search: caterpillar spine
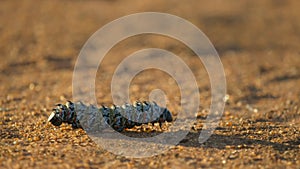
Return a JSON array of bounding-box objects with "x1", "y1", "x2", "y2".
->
[{"x1": 48, "y1": 101, "x2": 173, "y2": 132}]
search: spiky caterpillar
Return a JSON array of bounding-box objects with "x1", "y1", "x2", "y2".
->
[{"x1": 48, "y1": 101, "x2": 173, "y2": 132}]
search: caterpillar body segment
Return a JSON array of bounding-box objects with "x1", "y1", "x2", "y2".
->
[{"x1": 48, "y1": 101, "x2": 173, "y2": 132}]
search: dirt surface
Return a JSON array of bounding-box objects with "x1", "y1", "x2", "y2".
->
[{"x1": 1, "y1": 0, "x2": 300, "y2": 168}]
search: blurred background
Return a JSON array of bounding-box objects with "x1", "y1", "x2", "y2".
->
[
  {"x1": 1, "y1": 0, "x2": 300, "y2": 113},
  {"x1": 1, "y1": 0, "x2": 299, "y2": 103}
]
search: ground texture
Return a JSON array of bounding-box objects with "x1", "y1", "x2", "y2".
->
[{"x1": 0, "y1": 0, "x2": 300, "y2": 168}]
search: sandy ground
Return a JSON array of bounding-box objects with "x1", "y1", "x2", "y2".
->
[{"x1": 0, "y1": 0, "x2": 299, "y2": 168}]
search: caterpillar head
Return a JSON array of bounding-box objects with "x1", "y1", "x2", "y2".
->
[
  {"x1": 48, "y1": 101, "x2": 74, "y2": 127},
  {"x1": 48, "y1": 108, "x2": 63, "y2": 126}
]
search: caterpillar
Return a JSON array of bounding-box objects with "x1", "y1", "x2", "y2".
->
[{"x1": 48, "y1": 101, "x2": 173, "y2": 132}]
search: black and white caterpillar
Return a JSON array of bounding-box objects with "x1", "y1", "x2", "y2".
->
[{"x1": 48, "y1": 101, "x2": 173, "y2": 132}]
